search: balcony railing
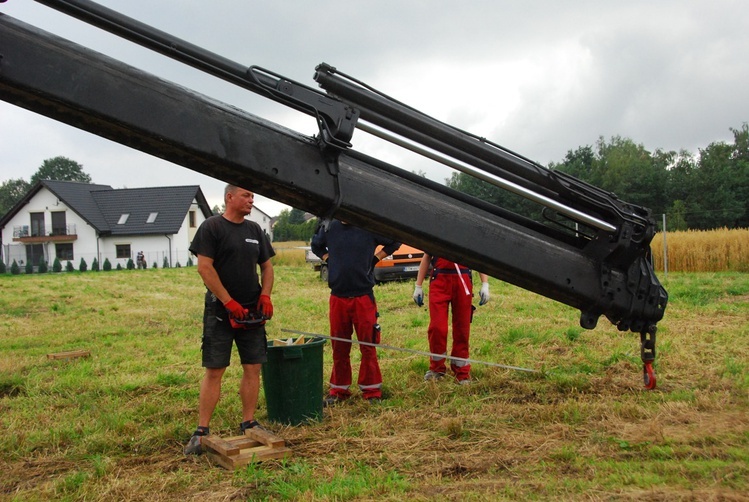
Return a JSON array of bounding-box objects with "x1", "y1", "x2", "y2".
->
[{"x1": 13, "y1": 224, "x2": 77, "y2": 238}]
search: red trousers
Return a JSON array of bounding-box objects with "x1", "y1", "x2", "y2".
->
[
  {"x1": 328, "y1": 294, "x2": 382, "y2": 399},
  {"x1": 427, "y1": 271, "x2": 473, "y2": 380}
]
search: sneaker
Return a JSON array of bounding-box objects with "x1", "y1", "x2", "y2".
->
[
  {"x1": 457, "y1": 378, "x2": 472, "y2": 386},
  {"x1": 239, "y1": 419, "x2": 266, "y2": 434},
  {"x1": 323, "y1": 394, "x2": 344, "y2": 407},
  {"x1": 184, "y1": 434, "x2": 203, "y2": 455},
  {"x1": 424, "y1": 370, "x2": 446, "y2": 382}
]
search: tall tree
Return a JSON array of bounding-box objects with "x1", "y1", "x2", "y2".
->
[
  {"x1": 0, "y1": 178, "x2": 31, "y2": 217},
  {"x1": 30, "y1": 156, "x2": 92, "y2": 185}
]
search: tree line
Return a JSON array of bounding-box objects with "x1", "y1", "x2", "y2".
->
[
  {"x1": 0, "y1": 156, "x2": 91, "y2": 216},
  {"x1": 447, "y1": 123, "x2": 749, "y2": 231}
]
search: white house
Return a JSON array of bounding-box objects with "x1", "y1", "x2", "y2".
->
[{"x1": 0, "y1": 180, "x2": 214, "y2": 270}]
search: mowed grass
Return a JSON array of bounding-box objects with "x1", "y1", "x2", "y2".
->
[{"x1": 0, "y1": 260, "x2": 747, "y2": 501}]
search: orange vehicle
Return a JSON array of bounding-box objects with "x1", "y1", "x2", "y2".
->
[{"x1": 373, "y1": 243, "x2": 424, "y2": 283}]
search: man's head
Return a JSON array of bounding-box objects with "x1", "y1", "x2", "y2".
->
[{"x1": 224, "y1": 184, "x2": 254, "y2": 217}]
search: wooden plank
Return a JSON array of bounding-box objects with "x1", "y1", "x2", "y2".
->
[
  {"x1": 47, "y1": 350, "x2": 91, "y2": 360},
  {"x1": 228, "y1": 446, "x2": 293, "y2": 468},
  {"x1": 293, "y1": 335, "x2": 305, "y2": 345},
  {"x1": 245, "y1": 428, "x2": 286, "y2": 448},
  {"x1": 202, "y1": 436, "x2": 262, "y2": 456}
]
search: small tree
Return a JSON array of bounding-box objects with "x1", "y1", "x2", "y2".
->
[
  {"x1": 187, "y1": 256, "x2": 193, "y2": 267},
  {"x1": 175, "y1": 261, "x2": 181, "y2": 268},
  {"x1": 25, "y1": 262, "x2": 33, "y2": 274},
  {"x1": 0, "y1": 261, "x2": 6, "y2": 274},
  {"x1": 11, "y1": 260, "x2": 20, "y2": 275},
  {"x1": 52, "y1": 257, "x2": 62, "y2": 273},
  {"x1": 66, "y1": 261, "x2": 75, "y2": 272},
  {"x1": 162, "y1": 256, "x2": 170, "y2": 269},
  {"x1": 91, "y1": 258, "x2": 99, "y2": 272},
  {"x1": 127, "y1": 258, "x2": 135, "y2": 270},
  {"x1": 38, "y1": 261, "x2": 48, "y2": 274},
  {"x1": 103, "y1": 258, "x2": 112, "y2": 271},
  {"x1": 79, "y1": 258, "x2": 88, "y2": 272},
  {"x1": 152, "y1": 261, "x2": 158, "y2": 269},
  {"x1": 116, "y1": 263, "x2": 123, "y2": 270}
]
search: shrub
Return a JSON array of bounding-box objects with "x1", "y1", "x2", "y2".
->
[
  {"x1": 66, "y1": 261, "x2": 75, "y2": 272},
  {"x1": 0, "y1": 261, "x2": 5, "y2": 274},
  {"x1": 25, "y1": 262, "x2": 33, "y2": 274},
  {"x1": 162, "y1": 256, "x2": 170, "y2": 269},
  {"x1": 187, "y1": 256, "x2": 193, "y2": 267},
  {"x1": 91, "y1": 258, "x2": 99, "y2": 272},
  {"x1": 152, "y1": 261, "x2": 158, "y2": 269},
  {"x1": 52, "y1": 258, "x2": 62, "y2": 273},
  {"x1": 10, "y1": 260, "x2": 20, "y2": 275},
  {"x1": 127, "y1": 258, "x2": 135, "y2": 270},
  {"x1": 79, "y1": 258, "x2": 88, "y2": 272},
  {"x1": 103, "y1": 258, "x2": 112, "y2": 271},
  {"x1": 116, "y1": 263, "x2": 123, "y2": 270},
  {"x1": 38, "y1": 261, "x2": 48, "y2": 274}
]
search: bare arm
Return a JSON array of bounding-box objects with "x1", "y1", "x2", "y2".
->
[
  {"x1": 196, "y1": 254, "x2": 231, "y2": 304},
  {"x1": 415, "y1": 253, "x2": 431, "y2": 287},
  {"x1": 259, "y1": 259, "x2": 274, "y2": 296}
]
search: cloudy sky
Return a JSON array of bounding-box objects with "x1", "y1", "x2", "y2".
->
[{"x1": 1, "y1": 0, "x2": 747, "y2": 216}]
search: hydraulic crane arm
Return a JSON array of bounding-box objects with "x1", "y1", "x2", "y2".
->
[{"x1": 0, "y1": 0, "x2": 666, "y2": 387}]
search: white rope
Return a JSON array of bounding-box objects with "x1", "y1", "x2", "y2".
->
[{"x1": 280, "y1": 328, "x2": 540, "y2": 374}]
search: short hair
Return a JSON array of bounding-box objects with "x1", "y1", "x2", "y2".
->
[{"x1": 224, "y1": 184, "x2": 238, "y2": 201}]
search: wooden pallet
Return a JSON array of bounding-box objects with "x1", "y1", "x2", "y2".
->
[
  {"x1": 203, "y1": 428, "x2": 293, "y2": 469},
  {"x1": 47, "y1": 349, "x2": 91, "y2": 360}
]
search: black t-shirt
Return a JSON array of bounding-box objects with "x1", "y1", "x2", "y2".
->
[{"x1": 189, "y1": 215, "x2": 275, "y2": 305}]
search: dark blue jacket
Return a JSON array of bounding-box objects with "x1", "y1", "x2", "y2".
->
[{"x1": 311, "y1": 220, "x2": 400, "y2": 297}]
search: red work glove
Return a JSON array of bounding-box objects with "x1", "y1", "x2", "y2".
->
[
  {"x1": 257, "y1": 294, "x2": 273, "y2": 319},
  {"x1": 223, "y1": 298, "x2": 247, "y2": 320}
]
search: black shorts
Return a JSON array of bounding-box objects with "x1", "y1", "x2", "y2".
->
[{"x1": 201, "y1": 294, "x2": 267, "y2": 368}]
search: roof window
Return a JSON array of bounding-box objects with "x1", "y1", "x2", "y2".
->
[
  {"x1": 117, "y1": 214, "x2": 129, "y2": 225},
  {"x1": 146, "y1": 212, "x2": 158, "y2": 223}
]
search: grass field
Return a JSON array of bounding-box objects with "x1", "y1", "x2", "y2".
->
[{"x1": 0, "y1": 259, "x2": 747, "y2": 500}]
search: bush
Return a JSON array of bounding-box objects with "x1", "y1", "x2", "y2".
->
[
  {"x1": 91, "y1": 258, "x2": 99, "y2": 272},
  {"x1": 25, "y1": 262, "x2": 33, "y2": 274},
  {"x1": 187, "y1": 256, "x2": 193, "y2": 267},
  {"x1": 116, "y1": 263, "x2": 123, "y2": 270},
  {"x1": 127, "y1": 258, "x2": 135, "y2": 270},
  {"x1": 103, "y1": 258, "x2": 112, "y2": 271},
  {"x1": 38, "y1": 261, "x2": 48, "y2": 274},
  {"x1": 175, "y1": 262, "x2": 181, "y2": 268},
  {"x1": 162, "y1": 256, "x2": 170, "y2": 269},
  {"x1": 0, "y1": 261, "x2": 5, "y2": 274},
  {"x1": 152, "y1": 261, "x2": 158, "y2": 269},
  {"x1": 10, "y1": 260, "x2": 20, "y2": 275},
  {"x1": 66, "y1": 261, "x2": 75, "y2": 272},
  {"x1": 79, "y1": 258, "x2": 88, "y2": 272},
  {"x1": 52, "y1": 258, "x2": 62, "y2": 273}
]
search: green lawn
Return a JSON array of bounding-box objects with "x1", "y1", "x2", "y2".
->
[{"x1": 0, "y1": 266, "x2": 747, "y2": 500}]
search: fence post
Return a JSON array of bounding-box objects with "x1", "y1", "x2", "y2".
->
[{"x1": 662, "y1": 213, "x2": 668, "y2": 277}]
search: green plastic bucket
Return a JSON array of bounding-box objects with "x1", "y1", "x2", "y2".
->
[{"x1": 261, "y1": 337, "x2": 326, "y2": 425}]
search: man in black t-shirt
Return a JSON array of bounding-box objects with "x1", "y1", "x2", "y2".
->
[{"x1": 184, "y1": 185, "x2": 275, "y2": 455}]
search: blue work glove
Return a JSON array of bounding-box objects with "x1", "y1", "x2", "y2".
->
[
  {"x1": 413, "y1": 285, "x2": 424, "y2": 307},
  {"x1": 479, "y1": 282, "x2": 490, "y2": 306}
]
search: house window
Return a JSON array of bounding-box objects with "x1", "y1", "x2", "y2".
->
[
  {"x1": 189, "y1": 210, "x2": 196, "y2": 228},
  {"x1": 30, "y1": 212, "x2": 45, "y2": 237},
  {"x1": 116, "y1": 244, "x2": 131, "y2": 259},
  {"x1": 117, "y1": 214, "x2": 129, "y2": 225},
  {"x1": 146, "y1": 212, "x2": 158, "y2": 223},
  {"x1": 51, "y1": 211, "x2": 67, "y2": 236},
  {"x1": 56, "y1": 243, "x2": 74, "y2": 261},
  {"x1": 26, "y1": 244, "x2": 45, "y2": 266}
]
